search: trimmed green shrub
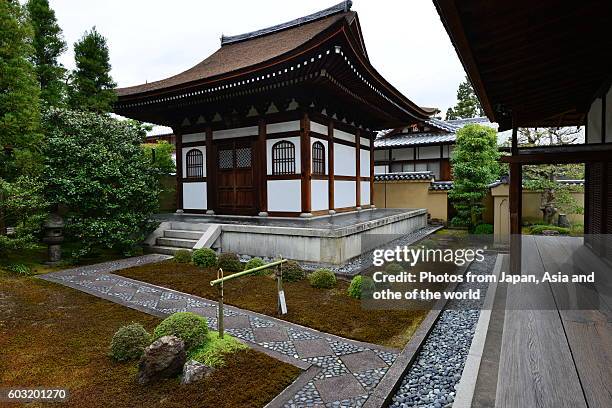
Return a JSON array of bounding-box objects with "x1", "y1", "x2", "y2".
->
[
  {"x1": 384, "y1": 262, "x2": 404, "y2": 274},
  {"x1": 192, "y1": 248, "x2": 217, "y2": 268},
  {"x1": 308, "y1": 268, "x2": 337, "y2": 289},
  {"x1": 529, "y1": 225, "x2": 570, "y2": 235},
  {"x1": 153, "y1": 312, "x2": 208, "y2": 351},
  {"x1": 173, "y1": 249, "x2": 192, "y2": 263},
  {"x1": 109, "y1": 323, "x2": 152, "y2": 361},
  {"x1": 5, "y1": 263, "x2": 31, "y2": 276},
  {"x1": 218, "y1": 252, "x2": 242, "y2": 272},
  {"x1": 474, "y1": 223, "x2": 494, "y2": 234},
  {"x1": 347, "y1": 275, "x2": 363, "y2": 298},
  {"x1": 282, "y1": 260, "x2": 304, "y2": 282},
  {"x1": 244, "y1": 257, "x2": 272, "y2": 275}
]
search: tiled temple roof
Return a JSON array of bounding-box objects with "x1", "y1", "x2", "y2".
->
[{"x1": 374, "y1": 171, "x2": 434, "y2": 181}]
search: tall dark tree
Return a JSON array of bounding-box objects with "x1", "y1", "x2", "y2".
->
[
  {"x1": 445, "y1": 76, "x2": 484, "y2": 120},
  {"x1": 0, "y1": 0, "x2": 46, "y2": 251},
  {"x1": 0, "y1": 0, "x2": 42, "y2": 176},
  {"x1": 68, "y1": 27, "x2": 116, "y2": 112},
  {"x1": 26, "y1": 0, "x2": 67, "y2": 106}
]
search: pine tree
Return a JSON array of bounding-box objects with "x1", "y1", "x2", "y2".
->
[
  {"x1": 68, "y1": 27, "x2": 117, "y2": 113},
  {"x1": 26, "y1": 0, "x2": 67, "y2": 107},
  {"x1": 445, "y1": 76, "x2": 484, "y2": 120}
]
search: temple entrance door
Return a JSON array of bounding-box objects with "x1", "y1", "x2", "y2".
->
[{"x1": 215, "y1": 140, "x2": 257, "y2": 215}]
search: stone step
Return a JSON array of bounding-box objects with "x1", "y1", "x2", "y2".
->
[
  {"x1": 156, "y1": 237, "x2": 198, "y2": 249},
  {"x1": 163, "y1": 229, "x2": 205, "y2": 240},
  {"x1": 146, "y1": 245, "x2": 190, "y2": 256}
]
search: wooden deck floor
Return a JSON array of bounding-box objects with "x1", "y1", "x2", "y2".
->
[{"x1": 487, "y1": 236, "x2": 612, "y2": 408}]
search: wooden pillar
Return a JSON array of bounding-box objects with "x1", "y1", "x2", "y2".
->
[
  {"x1": 205, "y1": 126, "x2": 214, "y2": 214},
  {"x1": 328, "y1": 121, "x2": 335, "y2": 213},
  {"x1": 258, "y1": 119, "x2": 268, "y2": 216},
  {"x1": 175, "y1": 129, "x2": 183, "y2": 211},
  {"x1": 356, "y1": 130, "x2": 361, "y2": 209},
  {"x1": 509, "y1": 126, "x2": 522, "y2": 274},
  {"x1": 300, "y1": 112, "x2": 311, "y2": 216},
  {"x1": 370, "y1": 135, "x2": 374, "y2": 207}
]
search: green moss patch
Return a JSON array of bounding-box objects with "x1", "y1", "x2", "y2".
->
[{"x1": 189, "y1": 331, "x2": 248, "y2": 368}]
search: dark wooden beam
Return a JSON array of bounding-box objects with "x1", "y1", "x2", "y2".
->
[
  {"x1": 370, "y1": 137, "x2": 374, "y2": 206},
  {"x1": 300, "y1": 112, "x2": 311, "y2": 215},
  {"x1": 509, "y1": 157, "x2": 522, "y2": 275},
  {"x1": 258, "y1": 119, "x2": 268, "y2": 215},
  {"x1": 501, "y1": 143, "x2": 612, "y2": 164},
  {"x1": 356, "y1": 130, "x2": 361, "y2": 208},
  {"x1": 175, "y1": 129, "x2": 183, "y2": 211},
  {"x1": 328, "y1": 120, "x2": 335, "y2": 212},
  {"x1": 205, "y1": 126, "x2": 214, "y2": 213}
]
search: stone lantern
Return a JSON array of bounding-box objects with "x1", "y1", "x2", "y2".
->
[{"x1": 42, "y1": 213, "x2": 65, "y2": 265}]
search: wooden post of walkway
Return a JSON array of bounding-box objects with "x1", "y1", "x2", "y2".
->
[{"x1": 509, "y1": 126, "x2": 522, "y2": 274}]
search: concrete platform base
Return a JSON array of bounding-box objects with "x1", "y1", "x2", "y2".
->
[{"x1": 154, "y1": 209, "x2": 427, "y2": 265}]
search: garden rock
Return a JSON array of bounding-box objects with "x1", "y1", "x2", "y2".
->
[
  {"x1": 181, "y1": 359, "x2": 214, "y2": 384},
  {"x1": 138, "y1": 335, "x2": 186, "y2": 384},
  {"x1": 542, "y1": 229, "x2": 560, "y2": 236}
]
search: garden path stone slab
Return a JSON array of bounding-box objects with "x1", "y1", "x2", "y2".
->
[
  {"x1": 294, "y1": 339, "x2": 334, "y2": 359},
  {"x1": 38, "y1": 254, "x2": 403, "y2": 408},
  {"x1": 313, "y1": 374, "x2": 367, "y2": 403},
  {"x1": 340, "y1": 350, "x2": 387, "y2": 373},
  {"x1": 253, "y1": 326, "x2": 290, "y2": 343}
]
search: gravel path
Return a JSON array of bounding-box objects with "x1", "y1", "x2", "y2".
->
[
  {"x1": 389, "y1": 253, "x2": 496, "y2": 408},
  {"x1": 38, "y1": 256, "x2": 399, "y2": 408}
]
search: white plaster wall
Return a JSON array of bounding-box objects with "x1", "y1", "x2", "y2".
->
[
  {"x1": 392, "y1": 147, "x2": 414, "y2": 160},
  {"x1": 334, "y1": 144, "x2": 356, "y2": 176},
  {"x1": 334, "y1": 180, "x2": 356, "y2": 208},
  {"x1": 360, "y1": 137, "x2": 370, "y2": 147},
  {"x1": 311, "y1": 137, "x2": 328, "y2": 174},
  {"x1": 360, "y1": 149, "x2": 370, "y2": 177},
  {"x1": 267, "y1": 180, "x2": 301, "y2": 212},
  {"x1": 311, "y1": 179, "x2": 329, "y2": 211},
  {"x1": 374, "y1": 165, "x2": 388, "y2": 174},
  {"x1": 182, "y1": 132, "x2": 206, "y2": 143},
  {"x1": 418, "y1": 146, "x2": 441, "y2": 159},
  {"x1": 334, "y1": 129, "x2": 355, "y2": 143},
  {"x1": 183, "y1": 182, "x2": 207, "y2": 210},
  {"x1": 267, "y1": 120, "x2": 300, "y2": 134},
  {"x1": 213, "y1": 125, "x2": 258, "y2": 140},
  {"x1": 182, "y1": 146, "x2": 206, "y2": 177},
  {"x1": 266, "y1": 137, "x2": 301, "y2": 175},
  {"x1": 607, "y1": 85, "x2": 612, "y2": 143},
  {"x1": 587, "y1": 97, "x2": 602, "y2": 144},
  {"x1": 360, "y1": 181, "x2": 370, "y2": 205},
  {"x1": 310, "y1": 121, "x2": 328, "y2": 135}
]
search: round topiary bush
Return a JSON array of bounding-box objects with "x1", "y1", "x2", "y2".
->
[
  {"x1": 384, "y1": 262, "x2": 404, "y2": 274},
  {"x1": 192, "y1": 248, "x2": 217, "y2": 268},
  {"x1": 173, "y1": 249, "x2": 192, "y2": 263},
  {"x1": 308, "y1": 268, "x2": 337, "y2": 289},
  {"x1": 244, "y1": 257, "x2": 272, "y2": 275},
  {"x1": 282, "y1": 260, "x2": 304, "y2": 282},
  {"x1": 347, "y1": 275, "x2": 376, "y2": 299},
  {"x1": 218, "y1": 252, "x2": 243, "y2": 272},
  {"x1": 474, "y1": 223, "x2": 494, "y2": 234},
  {"x1": 109, "y1": 323, "x2": 152, "y2": 361},
  {"x1": 153, "y1": 312, "x2": 208, "y2": 351}
]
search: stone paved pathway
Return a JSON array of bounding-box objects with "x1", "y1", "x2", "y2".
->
[{"x1": 39, "y1": 255, "x2": 399, "y2": 408}]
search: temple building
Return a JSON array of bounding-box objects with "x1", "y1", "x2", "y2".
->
[{"x1": 114, "y1": 1, "x2": 434, "y2": 217}]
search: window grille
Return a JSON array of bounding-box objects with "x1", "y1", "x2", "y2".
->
[
  {"x1": 312, "y1": 141, "x2": 325, "y2": 175},
  {"x1": 186, "y1": 149, "x2": 204, "y2": 178},
  {"x1": 218, "y1": 149, "x2": 234, "y2": 169},
  {"x1": 272, "y1": 141, "x2": 295, "y2": 175}
]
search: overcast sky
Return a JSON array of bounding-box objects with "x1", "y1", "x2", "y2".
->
[{"x1": 49, "y1": 0, "x2": 466, "y2": 115}]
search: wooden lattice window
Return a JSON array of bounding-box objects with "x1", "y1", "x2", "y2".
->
[
  {"x1": 312, "y1": 141, "x2": 325, "y2": 175},
  {"x1": 272, "y1": 141, "x2": 295, "y2": 175},
  {"x1": 186, "y1": 149, "x2": 204, "y2": 178}
]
